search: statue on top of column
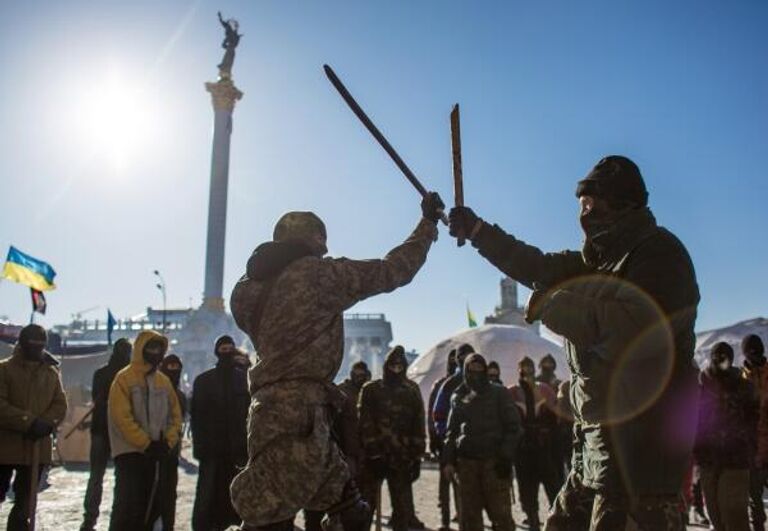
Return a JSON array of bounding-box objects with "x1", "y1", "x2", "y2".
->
[{"x1": 217, "y1": 11, "x2": 241, "y2": 80}]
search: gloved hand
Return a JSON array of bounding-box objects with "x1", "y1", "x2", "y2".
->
[
  {"x1": 25, "y1": 418, "x2": 54, "y2": 440},
  {"x1": 429, "y1": 438, "x2": 442, "y2": 459},
  {"x1": 145, "y1": 439, "x2": 169, "y2": 460},
  {"x1": 525, "y1": 283, "x2": 553, "y2": 324},
  {"x1": 494, "y1": 459, "x2": 512, "y2": 480},
  {"x1": 410, "y1": 459, "x2": 421, "y2": 481},
  {"x1": 421, "y1": 192, "x2": 446, "y2": 224},
  {"x1": 366, "y1": 456, "x2": 388, "y2": 480},
  {"x1": 449, "y1": 206, "x2": 482, "y2": 241}
]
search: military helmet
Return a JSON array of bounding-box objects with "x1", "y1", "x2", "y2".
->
[{"x1": 273, "y1": 211, "x2": 326, "y2": 243}]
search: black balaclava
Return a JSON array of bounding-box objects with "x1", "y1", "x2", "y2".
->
[
  {"x1": 464, "y1": 353, "x2": 490, "y2": 393},
  {"x1": 519, "y1": 356, "x2": 536, "y2": 382},
  {"x1": 383, "y1": 346, "x2": 408, "y2": 386},
  {"x1": 455, "y1": 343, "x2": 476, "y2": 375},
  {"x1": 143, "y1": 338, "x2": 167, "y2": 370},
  {"x1": 214, "y1": 335, "x2": 236, "y2": 366},
  {"x1": 539, "y1": 354, "x2": 557, "y2": 379},
  {"x1": 743, "y1": 334, "x2": 766, "y2": 369},
  {"x1": 18, "y1": 324, "x2": 47, "y2": 362},
  {"x1": 350, "y1": 361, "x2": 371, "y2": 389},
  {"x1": 446, "y1": 349, "x2": 458, "y2": 376},
  {"x1": 160, "y1": 354, "x2": 183, "y2": 388},
  {"x1": 710, "y1": 342, "x2": 734, "y2": 374},
  {"x1": 110, "y1": 338, "x2": 132, "y2": 369},
  {"x1": 487, "y1": 361, "x2": 502, "y2": 385}
]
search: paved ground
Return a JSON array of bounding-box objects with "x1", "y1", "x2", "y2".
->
[{"x1": 0, "y1": 447, "x2": 711, "y2": 530}]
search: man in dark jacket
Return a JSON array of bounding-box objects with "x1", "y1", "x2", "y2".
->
[
  {"x1": 508, "y1": 357, "x2": 562, "y2": 530},
  {"x1": 443, "y1": 353, "x2": 522, "y2": 531},
  {"x1": 487, "y1": 361, "x2": 503, "y2": 386},
  {"x1": 191, "y1": 335, "x2": 250, "y2": 531},
  {"x1": 741, "y1": 334, "x2": 768, "y2": 530},
  {"x1": 694, "y1": 342, "x2": 755, "y2": 530},
  {"x1": 432, "y1": 344, "x2": 476, "y2": 444},
  {"x1": 156, "y1": 354, "x2": 186, "y2": 530},
  {"x1": 338, "y1": 361, "x2": 371, "y2": 411},
  {"x1": 0, "y1": 325, "x2": 68, "y2": 530},
  {"x1": 426, "y1": 349, "x2": 458, "y2": 531},
  {"x1": 359, "y1": 346, "x2": 425, "y2": 531},
  {"x1": 80, "y1": 338, "x2": 131, "y2": 531},
  {"x1": 449, "y1": 155, "x2": 700, "y2": 529}
]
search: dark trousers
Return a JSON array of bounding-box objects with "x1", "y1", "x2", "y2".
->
[
  {"x1": 749, "y1": 465, "x2": 767, "y2": 530},
  {"x1": 109, "y1": 452, "x2": 163, "y2": 531},
  {"x1": 516, "y1": 443, "x2": 563, "y2": 526},
  {"x1": 360, "y1": 466, "x2": 414, "y2": 531},
  {"x1": 192, "y1": 456, "x2": 241, "y2": 531},
  {"x1": 82, "y1": 432, "x2": 111, "y2": 529},
  {"x1": 456, "y1": 458, "x2": 514, "y2": 531},
  {"x1": 0, "y1": 464, "x2": 43, "y2": 531},
  {"x1": 438, "y1": 469, "x2": 460, "y2": 527},
  {"x1": 157, "y1": 450, "x2": 179, "y2": 530}
]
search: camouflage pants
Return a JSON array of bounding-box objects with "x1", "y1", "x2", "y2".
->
[
  {"x1": 359, "y1": 464, "x2": 413, "y2": 531},
  {"x1": 544, "y1": 471, "x2": 684, "y2": 531},
  {"x1": 456, "y1": 458, "x2": 514, "y2": 531}
]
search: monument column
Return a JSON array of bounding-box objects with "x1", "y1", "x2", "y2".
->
[{"x1": 202, "y1": 78, "x2": 242, "y2": 311}]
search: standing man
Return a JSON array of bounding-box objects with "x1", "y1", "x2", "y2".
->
[
  {"x1": 338, "y1": 361, "x2": 372, "y2": 410},
  {"x1": 487, "y1": 361, "x2": 503, "y2": 386},
  {"x1": 157, "y1": 353, "x2": 187, "y2": 530},
  {"x1": 229, "y1": 193, "x2": 444, "y2": 531},
  {"x1": 741, "y1": 334, "x2": 768, "y2": 531},
  {"x1": 358, "y1": 346, "x2": 426, "y2": 531},
  {"x1": 81, "y1": 338, "x2": 131, "y2": 531},
  {"x1": 107, "y1": 330, "x2": 182, "y2": 531},
  {"x1": 449, "y1": 155, "x2": 700, "y2": 529},
  {"x1": 442, "y1": 353, "x2": 523, "y2": 531},
  {"x1": 508, "y1": 357, "x2": 562, "y2": 530},
  {"x1": 0, "y1": 324, "x2": 67, "y2": 530},
  {"x1": 432, "y1": 344, "x2": 476, "y2": 447},
  {"x1": 694, "y1": 342, "x2": 754, "y2": 530},
  {"x1": 427, "y1": 349, "x2": 458, "y2": 531},
  {"x1": 191, "y1": 335, "x2": 250, "y2": 531}
]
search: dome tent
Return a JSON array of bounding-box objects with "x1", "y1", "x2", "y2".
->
[{"x1": 407, "y1": 324, "x2": 567, "y2": 400}]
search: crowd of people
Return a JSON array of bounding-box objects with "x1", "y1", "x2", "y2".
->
[{"x1": 0, "y1": 155, "x2": 766, "y2": 531}]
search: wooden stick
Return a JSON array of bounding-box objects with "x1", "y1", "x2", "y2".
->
[{"x1": 451, "y1": 104, "x2": 465, "y2": 246}]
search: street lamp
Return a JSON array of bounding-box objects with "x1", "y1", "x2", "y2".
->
[{"x1": 154, "y1": 270, "x2": 167, "y2": 334}]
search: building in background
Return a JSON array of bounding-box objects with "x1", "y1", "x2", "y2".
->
[{"x1": 484, "y1": 277, "x2": 539, "y2": 333}]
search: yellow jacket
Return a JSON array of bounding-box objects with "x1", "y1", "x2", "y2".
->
[{"x1": 107, "y1": 330, "x2": 181, "y2": 457}]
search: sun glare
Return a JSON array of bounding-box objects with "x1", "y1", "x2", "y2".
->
[{"x1": 76, "y1": 69, "x2": 158, "y2": 171}]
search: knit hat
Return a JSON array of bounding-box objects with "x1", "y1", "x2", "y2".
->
[{"x1": 576, "y1": 155, "x2": 648, "y2": 209}]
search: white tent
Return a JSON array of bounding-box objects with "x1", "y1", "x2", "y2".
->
[{"x1": 407, "y1": 324, "x2": 567, "y2": 400}]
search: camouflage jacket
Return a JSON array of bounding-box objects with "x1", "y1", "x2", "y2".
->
[{"x1": 359, "y1": 377, "x2": 425, "y2": 463}]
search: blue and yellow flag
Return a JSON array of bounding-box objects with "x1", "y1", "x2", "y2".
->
[
  {"x1": 1, "y1": 246, "x2": 57, "y2": 292},
  {"x1": 467, "y1": 304, "x2": 478, "y2": 328}
]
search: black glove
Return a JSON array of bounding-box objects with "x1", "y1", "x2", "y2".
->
[
  {"x1": 449, "y1": 206, "x2": 481, "y2": 240},
  {"x1": 494, "y1": 459, "x2": 512, "y2": 480},
  {"x1": 421, "y1": 192, "x2": 445, "y2": 224},
  {"x1": 145, "y1": 440, "x2": 169, "y2": 460},
  {"x1": 429, "y1": 438, "x2": 442, "y2": 458},
  {"x1": 25, "y1": 418, "x2": 54, "y2": 440},
  {"x1": 410, "y1": 459, "x2": 421, "y2": 482},
  {"x1": 525, "y1": 283, "x2": 553, "y2": 324},
  {"x1": 366, "y1": 456, "x2": 388, "y2": 480}
]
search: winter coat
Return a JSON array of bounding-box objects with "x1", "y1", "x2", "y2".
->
[
  {"x1": 443, "y1": 382, "x2": 522, "y2": 464},
  {"x1": 427, "y1": 373, "x2": 451, "y2": 446},
  {"x1": 191, "y1": 361, "x2": 249, "y2": 463},
  {"x1": 359, "y1": 356, "x2": 425, "y2": 465},
  {"x1": 107, "y1": 331, "x2": 182, "y2": 458},
  {"x1": 508, "y1": 380, "x2": 558, "y2": 449},
  {"x1": 0, "y1": 346, "x2": 67, "y2": 465},
  {"x1": 694, "y1": 367, "x2": 756, "y2": 468},
  {"x1": 471, "y1": 207, "x2": 700, "y2": 496},
  {"x1": 91, "y1": 352, "x2": 128, "y2": 436},
  {"x1": 433, "y1": 372, "x2": 463, "y2": 439},
  {"x1": 228, "y1": 218, "x2": 436, "y2": 525}
]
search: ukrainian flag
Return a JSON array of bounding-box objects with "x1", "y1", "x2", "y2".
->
[{"x1": 1, "y1": 246, "x2": 57, "y2": 292}]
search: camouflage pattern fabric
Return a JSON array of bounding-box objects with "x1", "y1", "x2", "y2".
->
[
  {"x1": 544, "y1": 471, "x2": 685, "y2": 531},
  {"x1": 456, "y1": 458, "x2": 514, "y2": 531},
  {"x1": 229, "y1": 218, "x2": 437, "y2": 526}
]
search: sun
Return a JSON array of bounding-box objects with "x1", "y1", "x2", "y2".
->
[{"x1": 77, "y1": 68, "x2": 157, "y2": 171}]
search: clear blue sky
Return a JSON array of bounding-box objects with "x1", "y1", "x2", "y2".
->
[{"x1": 1, "y1": 0, "x2": 766, "y2": 353}]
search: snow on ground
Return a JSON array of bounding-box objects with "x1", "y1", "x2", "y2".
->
[{"x1": 0, "y1": 448, "x2": 709, "y2": 530}]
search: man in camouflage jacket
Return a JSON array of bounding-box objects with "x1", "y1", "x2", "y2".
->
[{"x1": 229, "y1": 193, "x2": 443, "y2": 531}]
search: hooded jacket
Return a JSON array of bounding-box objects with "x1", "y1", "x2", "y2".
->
[
  {"x1": 358, "y1": 347, "x2": 425, "y2": 463},
  {"x1": 0, "y1": 345, "x2": 67, "y2": 465},
  {"x1": 443, "y1": 354, "x2": 522, "y2": 464},
  {"x1": 107, "y1": 330, "x2": 182, "y2": 458}
]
